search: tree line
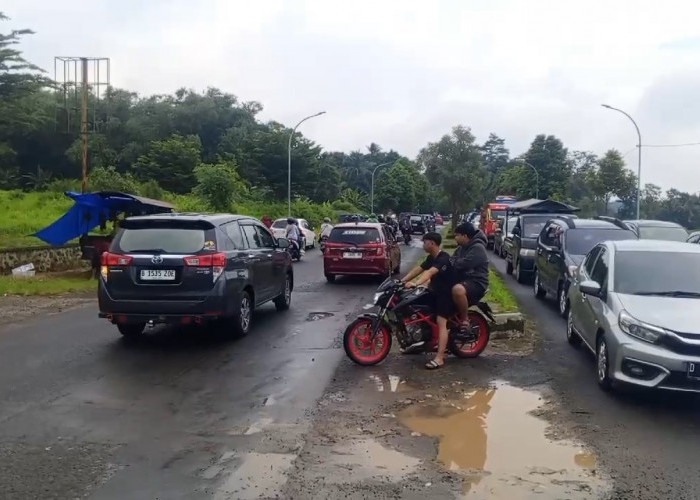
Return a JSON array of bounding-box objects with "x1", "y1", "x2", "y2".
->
[{"x1": 1, "y1": 13, "x2": 699, "y2": 230}]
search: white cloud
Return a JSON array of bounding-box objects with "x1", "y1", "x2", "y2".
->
[{"x1": 4, "y1": 0, "x2": 700, "y2": 192}]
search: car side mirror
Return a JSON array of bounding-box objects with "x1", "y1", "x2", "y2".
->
[
  {"x1": 580, "y1": 280, "x2": 602, "y2": 297},
  {"x1": 277, "y1": 237, "x2": 290, "y2": 249}
]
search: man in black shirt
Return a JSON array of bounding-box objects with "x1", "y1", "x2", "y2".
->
[{"x1": 400, "y1": 232, "x2": 455, "y2": 369}]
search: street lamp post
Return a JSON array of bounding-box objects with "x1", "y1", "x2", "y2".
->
[
  {"x1": 516, "y1": 159, "x2": 539, "y2": 199},
  {"x1": 370, "y1": 161, "x2": 393, "y2": 214},
  {"x1": 288, "y1": 111, "x2": 326, "y2": 216},
  {"x1": 602, "y1": 104, "x2": 642, "y2": 219}
]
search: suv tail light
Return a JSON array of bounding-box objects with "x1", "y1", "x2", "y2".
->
[
  {"x1": 184, "y1": 252, "x2": 226, "y2": 282},
  {"x1": 101, "y1": 252, "x2": 133, "y2": 280}
]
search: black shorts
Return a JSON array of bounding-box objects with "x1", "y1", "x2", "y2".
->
[
  {"x1": 432, "y1": 290, "x2": 456, "y2": 319},
  {"x1": 457, "y1": 281, "x2": 487, "y2": 305}
]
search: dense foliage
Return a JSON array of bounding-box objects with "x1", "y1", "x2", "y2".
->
[{"x1": 1, "y1": 12, "x2": 699, "y2": 238}]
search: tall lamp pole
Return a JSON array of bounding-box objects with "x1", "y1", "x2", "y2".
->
[
  {"x1": 288, "y1": 111, "x2": 326, "y2": 216},
  {"x1": 370, "y1": 161, "x2": 393, "y2": 214},
  {"x1": 602, "y1": 104, "x2": 642, "y2": 219},
  {"x1": 516, "y1": 159, "x2": 539, "y2": 199}
]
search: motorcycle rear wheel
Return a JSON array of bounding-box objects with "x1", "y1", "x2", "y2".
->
[
  {"x1": 343, "y1": 317, "x2": 392, "y2": 366},
  {"x1": 448, "y1": 311, "x2": 490, "y2": 358}
]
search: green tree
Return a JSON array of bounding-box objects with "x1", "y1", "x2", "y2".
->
[
  {"x1": 480, "y1": 133, "x2": 510, "y2": 203},
  {"x1": 522, "y1": 134, "x2": 571, "y2": 200},
  {"x1": 591, "y1": 149, "x2": 636, "y2": 214},
  {"x1": 193, "y1": 159, "x2": 247, "y2": 211},
  {"x1": 88, "y1": 166, "x2": 140, "y2": 193},
  {"x1": 133, "y1": 134, "x2": 202, "y2": 193},
  {"x1": 418, "y1": 125, "x2": 485, "y2": 224}
]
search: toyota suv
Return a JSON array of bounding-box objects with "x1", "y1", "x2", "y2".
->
[
  {"x1": 534, "y1": 217, "x2": 637, "y2": 317},
  {"x1": 98, "y1": 213, "x2": 293, "y2": 338}
]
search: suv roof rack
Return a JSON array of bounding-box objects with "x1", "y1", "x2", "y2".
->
[{"x1": 593, "y1": 215, "x2": 629, "y2": 230}]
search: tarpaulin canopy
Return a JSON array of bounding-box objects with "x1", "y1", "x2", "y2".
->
[
  {"x1": 33, "y1": 191, "x2": 175, "y2": 246},
  {"x1": 506, "y1": 198, "x2": 579, "y2": 214}
]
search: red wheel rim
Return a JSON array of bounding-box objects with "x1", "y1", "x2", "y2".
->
[
  {"x1": 453, "y1": 312, "x2": 489, "y2": 354},
  {"x1": 346, "y1": 319, "x2": 391, "y2": 363}
]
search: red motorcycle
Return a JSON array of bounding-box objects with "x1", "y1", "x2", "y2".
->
[{"x1": 343, "y1": 278, "x2": 495, "y2": 365}]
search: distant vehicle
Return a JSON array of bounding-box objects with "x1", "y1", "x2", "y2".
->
[
  {"x1": 435, "y1": 214, "x2": 444, "y2": 225},
  {"x1": 687, "y1": 231, "x2": 700, "y2": 244},
  {"x1": 623, "y1": 220, "x2": 688, "y2": 242},
  {"x1": 323, "y1": 223, "x2": 401, "y2": 283},
  {"x1": 567, "y1": 240, "x2": 700, "y2": 393},
  {"x1": 533, "y1": 217, "x2": 637, "y2": 317},
  {"x1": 480, "y1": 196, "x2": 518, "y2": 249},
  {"x1": 98, "y1": 213, "x2": 293, "y2": 338},
  {"x1": 409, "y1": 214, "x2": 427, "y2": 234},
  {"x1": 421, "y1": 214, "x2": 436, "y2": 232},
  {"x1": 270, "y1": 218, "x2": 316, "y2": 249},
  {"x1": 494, "y1": 216, "x2": 518, "y2": 258}
]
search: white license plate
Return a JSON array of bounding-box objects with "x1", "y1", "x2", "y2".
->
[
  {"x1": 140, "y1": 269, "x2": 176, "y2": 281},
  {"x1": 343, "y1": 252, "x2": 362, "y2": 259},
  {"x1": 688, "y1": 362, "x2": 700, "y2": 380}
]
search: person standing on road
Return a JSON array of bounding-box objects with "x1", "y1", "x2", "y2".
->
[
  {"x1": 451, "y1": 222, "x2": 489, "y2": 333},
  {"x1": 400, "y1": 232, "x2": 456, "y2": 370}
]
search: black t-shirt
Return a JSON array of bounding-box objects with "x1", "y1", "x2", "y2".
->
[{"x1": 420, "y1": 251, "x2": 455, "y2": 295}]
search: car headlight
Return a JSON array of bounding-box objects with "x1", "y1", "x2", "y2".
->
[
  {"x1": 618, "y1": 311, "x2": 664, "y2": 344},
  {"x1": 519, "y1": 249, "x2": 535, "y2": 257},
  {"x1": 373, "y1": 292, "x2": 383, "y2": 304}
]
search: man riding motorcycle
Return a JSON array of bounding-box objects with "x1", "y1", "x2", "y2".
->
[
  {"x1": 285, "y1": 218, "x2": 303, "y2": 256},
  {"x1": 451, "y1": 222, "x2": 490, "y2": 333},
  {"x1": 400, "y1": 232, "x2": 455, "y2": 369}
]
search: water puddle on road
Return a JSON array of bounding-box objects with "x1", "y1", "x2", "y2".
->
[
  {"x1": 368, "y1": 374, "x2": 416, "y2": 393},
  {"x1": 398, "y1": 381, "x2": 610, "y2": 498}
]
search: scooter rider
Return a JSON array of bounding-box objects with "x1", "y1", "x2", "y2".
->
[
  {"x1": 451, "y1": 222, "x2": 490, "y2": 334},
  {"x1": 320, "y1": 217, "x2": 333, "y2": 239},
  {"x1": 286, "y1": 218, "x2": 301, "y2": 253}
]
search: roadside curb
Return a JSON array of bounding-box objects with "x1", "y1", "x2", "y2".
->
[{"x1": 491, "y1": 312, "x2": 525, "y2": 337}]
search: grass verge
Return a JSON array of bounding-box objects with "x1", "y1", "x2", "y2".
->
[{"x1": 0, "y1": 272, "x2": 96, "y2": 296}]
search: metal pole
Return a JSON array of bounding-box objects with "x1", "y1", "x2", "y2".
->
[
  {"x1": 518, "y1": 159, "x2": 539, "y2": 199},
  {"x1": 602, "y1": 104, "x2": 642, "y2": 219},
  {"x1": 370, "y1": 161, "x2": 393, "y2": 214},
  {"x1": 80, "y1": 58, "x2": 89, "y2": 193},
  {"x1": 287, "y1": 111, "x2": 326, "y2": 216}
]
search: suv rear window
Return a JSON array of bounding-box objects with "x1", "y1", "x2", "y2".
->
[
  {"x1": 638, "y1": 226, "x2": 688, "y2": 242},
  {"x1": 116, "y1": 228, "x2": 206, "y2": 254},
  {"x1": 329, "y1": 227, "x2": 381, "y2": 245},
  {"x1": 565, "y1": 228, "x2": 636, "y2": 256},
  {"x1": 272, "y1": 220, "x2": 287, "y2": 229}
]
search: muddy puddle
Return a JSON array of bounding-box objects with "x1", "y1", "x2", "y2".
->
[{"x1": 399, "y1": 381, "x2": 609, "y2": 498}]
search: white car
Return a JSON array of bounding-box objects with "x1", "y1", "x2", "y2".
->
[{"x1": 271, "y1": 218, "x2": 316, "y2": 250}]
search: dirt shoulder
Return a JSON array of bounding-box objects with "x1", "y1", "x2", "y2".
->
[{"x1": 0, "y1": 291, "x2": 95, "y2": 328}]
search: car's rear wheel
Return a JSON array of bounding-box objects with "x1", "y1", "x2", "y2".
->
[
  {"x1": 506, "y1": 259, "x2": 513, "y2": 275},
  {"x1": 516, "y1": 259, "x2": 529, "y2": 284},
  {"x1": 117, "y1": 323, "x2": 145, "y2": 338},
  {"x1": 558, "y1": 283, "x2": 569, "y2": 317},
  {"x1": 274, "y1": 273, "x2": 292, "y2": 311},
  {"x1": 325, "y1": 273, "x2": 336, "y2": 283},
  {"x1": 231, "y1": 291, "x2": 253, "y2": 337},
  {"x1": 533, "y1": 270, "x2": 546, "y2": 298},
  {"x1": 566, "y1": 309, "x2": 582, "y2": 347}
]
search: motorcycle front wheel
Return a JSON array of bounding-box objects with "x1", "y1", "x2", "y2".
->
[
  {"x1": 343, "y1": 317, "x2": 392, "y2": 366},
  {"x1": 448, "y1": 311, "x2": 490, "y2": 358}
]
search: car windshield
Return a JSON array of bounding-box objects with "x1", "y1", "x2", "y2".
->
[
  {"x1": 117, "y1": 228, "x2": 206, "y2": 253},
  {"x1": 272, "y1": 220, "x2": 287, "y2": 229},
  {"x1": 637, "y1": 226, "x2": 688, "y2": 242},
  {"x1": 504, "y1": 217, "x2": 518, "y2": 232},
  {"x1": 329, "y1": 227, "x2": 381, "y2": 245},
  {"x1": 491, "y1": 209, "x2": 506, "y2": 219},
  {"x1": 565, "y1": 229, "x2": 636, "y2": 256},
  {"x1": 522, "y1": 217, "x2": 551, "y2": 238},
  {"x1": 614, "y1": 251, "x2": 700, "y2": 295}
]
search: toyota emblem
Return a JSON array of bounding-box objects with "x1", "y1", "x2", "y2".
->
[{"x1": 151, "y1": 255, "x2": 163, "y2": 264}]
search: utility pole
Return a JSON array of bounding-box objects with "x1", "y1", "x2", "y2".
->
[
  {"x1": 287, "y1": 111, "x2": 326, "y2": 216},
  {"x1": 80, "y1": 58, "x2": 89, "y2": 193}
]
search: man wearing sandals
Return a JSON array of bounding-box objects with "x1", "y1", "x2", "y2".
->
[
  {"x1": 400, "y1": 232, "x2": 456, "y2": 370},
  {"x1": 451, "y1": 222, "x2": 490, "y2": 335}
]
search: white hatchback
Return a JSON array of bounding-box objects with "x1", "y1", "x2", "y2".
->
[{"x1": 271, "y1": 218, "x2": 316, "y2": 250}]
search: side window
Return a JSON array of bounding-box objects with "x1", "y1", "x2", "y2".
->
[
  {"x1": 224, "y1": 222, "x2": 246, "y2": 250},
  {"x1": 583, "y1": 246, "x2": 602, "y2": 277},
  {"x1": 302, "y1": 220, "x2": 311, "y2": 230},
  {"x1": 255, "y1": 225, "x2": 275, "y2": 248},
  {"x1": 590, "y1": 248, "x2": 609, "y2": 288},
  {"x1": 241, "y1": 225, "x2": 262, "y2": 249}
]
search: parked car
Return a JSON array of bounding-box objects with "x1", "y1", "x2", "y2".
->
[
  {"x1": 623, "y1": 220, "x2": 688, "y2": 242},
  {"x1": 533, "y1": 217, "x2": 637, "y2": 317},
  {"x1": 323, "y1": 222, "x2": 401, "y2": 283},
  {"x1": 506, "y1": 213, "x2": 578, "y2": 284},
  {"x1": 270, "y1": 218, "x2": 317, "y2": 249},
  {"x1": 435, "y1": 214, "x2": 444, "y2": 225},
  {"x1": 494, "y1": 216, "x2": 517, "y2": 258},
  {"x1": 567, "y1": 239, "x2": 700, "y2": 392},
  {"x1": 409, "y1": 214, "x2": 426, "y2": 234},
  {"x1": 688, "y1": 231, "x2": 700, "y2": 244},
  {"x1": 98, "y1": 213, "x2": 293, "y2": 338}
]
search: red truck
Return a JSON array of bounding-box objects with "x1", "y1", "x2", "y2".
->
[{"x1": 480, "y1": 196, "x2": 517, "y2": 249}]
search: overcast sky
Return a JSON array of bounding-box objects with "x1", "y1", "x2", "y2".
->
[{"x1": 5, "y1": 0, "x2": 700, "y2": 193}]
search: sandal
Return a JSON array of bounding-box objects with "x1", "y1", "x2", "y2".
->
[{"x1": 425, "y1": 359, "x2": 444, "y2": 370}]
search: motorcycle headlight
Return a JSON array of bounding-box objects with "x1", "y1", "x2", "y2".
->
[{"x1": 618, "y1": 311, "x2": 664, "y2": 344}]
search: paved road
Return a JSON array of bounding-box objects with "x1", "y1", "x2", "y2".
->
[
  {"x1": 0, "y1": 242, "x2": 423, "y2": 499},
  {"x1": 489, "y1": 252, "x2": 700, "y2": 499}
]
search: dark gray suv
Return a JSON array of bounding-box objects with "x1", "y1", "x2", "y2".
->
[{"x1": 98, "y1": 213, "x2": 293, "y2": 338}]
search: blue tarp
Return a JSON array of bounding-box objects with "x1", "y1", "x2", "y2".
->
[{"x1": 33, "y1": 191, "x2": 174, "y2": 246}]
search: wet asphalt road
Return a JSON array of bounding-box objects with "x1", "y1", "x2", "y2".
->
[
  {"x1": 489, "y1": 252, "x2": 700, "y2": 499},
  {"x1": 0, "y1": 243, "x2": 423, "y2": 499}
]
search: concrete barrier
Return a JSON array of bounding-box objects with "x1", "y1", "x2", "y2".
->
[{"x1": 0, "y1": 244, "x2": 85, "y2": 275}]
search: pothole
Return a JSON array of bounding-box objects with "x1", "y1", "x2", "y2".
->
[
  {"x1": 398, "y1": 381, "x2": 610, "y2": 498},
  {"x1": 306, "y1": 312, "x2": 334, "y2": 321}
]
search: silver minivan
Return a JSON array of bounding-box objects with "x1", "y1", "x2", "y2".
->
[{"x1": 567, "y1": 239, "x2": 700, "y2": 392}]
